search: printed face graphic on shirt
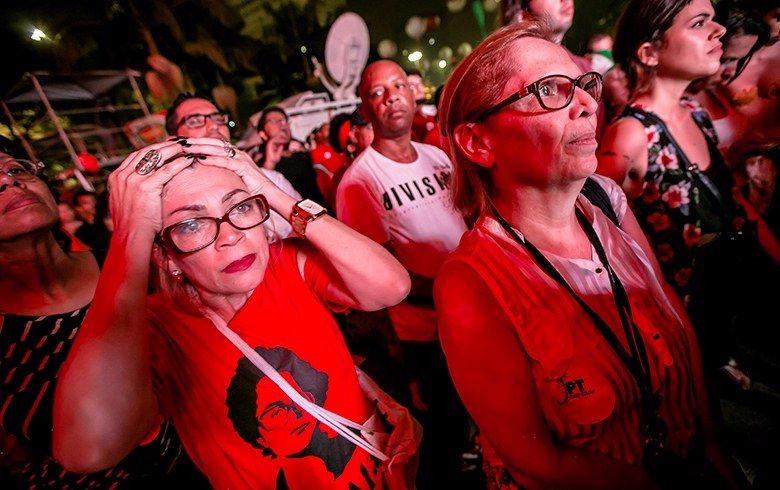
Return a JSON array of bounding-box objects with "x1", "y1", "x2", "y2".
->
[
  {"x1": 254, "y1": 372, "x2": 317, "y2": 456},
  {"x1": 226, "y1": 346, "x2": 367, "y2": 484}
]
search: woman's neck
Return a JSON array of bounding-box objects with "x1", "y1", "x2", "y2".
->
[
  {"x1": 0, "y1": 232, "x2": 75, "y2": 300},
  {"x1": 634, "y1": 77, "x2": 691, "y2": 119},
  {"x1": 492, "y1": 183, "x2": 592, "y2": 259},
  {"x1": 198, "y1": 290, "x2": 253, "y2": 323}
]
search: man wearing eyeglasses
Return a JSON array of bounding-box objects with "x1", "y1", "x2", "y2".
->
[{"x1": 165, "y1": 93, "x2": 301, "y2": 238}]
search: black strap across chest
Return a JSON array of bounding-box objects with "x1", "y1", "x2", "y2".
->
[
  {"x1": 490, "y1": 203, "x2": 660, "y2": 413},
  {"x1": 623, "y1": 107, "x2": 729, "y2": 215}
]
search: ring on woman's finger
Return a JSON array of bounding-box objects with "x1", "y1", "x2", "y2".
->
[
  {"x1": 135, "y1": 149, "x2": 162, "y2": 175},
  {"x1": 223, "y1": 141, "x2": 237, "y2": 159}
]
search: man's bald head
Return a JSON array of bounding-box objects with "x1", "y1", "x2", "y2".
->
[
  {"x1": 359, "y1": 60, "x2": 406, "y2": 99},
  {"x1": 358, "y1": 60, "x2": 415, "y2": 139}
]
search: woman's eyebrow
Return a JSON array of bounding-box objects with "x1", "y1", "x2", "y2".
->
[
  {"x1": 222, "y1": 188, "x2": 248, "y2": 203},
  {"x1": 169, "y1": 204, "x2": 204, "y2": 216},
  {"x1": 689, "y1": 12, "x2": 711, "y2": 23},
  {"x1": 167, "y1": 189, "x2": 247, "y2": 217}
]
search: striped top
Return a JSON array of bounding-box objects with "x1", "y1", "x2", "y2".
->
[
  {"x1": 0, "y1": 307, "x2": 182, "y2": 488},
  {"x1": 444, "y1": 175, "x2": 701, "y2": 467}
]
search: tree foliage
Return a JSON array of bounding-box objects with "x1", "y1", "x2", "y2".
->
[{"x1": 5, "y1": 0, "x2": 346, "y2": 109}]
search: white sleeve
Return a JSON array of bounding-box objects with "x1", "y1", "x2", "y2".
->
[
  {"x1": 259, "y1": 168, "x2": 299, "y2": 238},
  {"x1": 260, "y1": 168, "x2": 302, "y2": 200},
  {"x1": 335, "y1": 167, "x2": 390, "y2": 245}
]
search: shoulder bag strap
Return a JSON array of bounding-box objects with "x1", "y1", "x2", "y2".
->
[
  {"x1": 631, "y1": 109, "x2": 727, "y2": 211},
  {"x1": 580, "y1": 177, "x2": 620, "y2": 227},
  {"x1": 202, "y1": 309, "x2": 389, "y2": 461}
]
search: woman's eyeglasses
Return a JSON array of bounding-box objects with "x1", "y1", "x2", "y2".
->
[
  {"x1": 0, "y1": 159, "x2": 45, "y2": 181},
  {"x1": 159, "y1": 194, "x2": 270, "y2": 254},
  {"x1": 477, "y1": 71, "x2": 603, "y2": 120},
  {"x1": 176, "y1": 112, "x2": 230, "y2": 130}
]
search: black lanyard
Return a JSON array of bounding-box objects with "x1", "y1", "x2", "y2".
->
[{"x1": 490, "y1": 204, "x2": 660, "y2": 414}]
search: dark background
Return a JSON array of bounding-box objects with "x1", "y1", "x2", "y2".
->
[
  {"x1": 0, "y1": 0, "x2": 629, "y2": 170},
  {"x1": 0, "y1": 0, "x2": 629, "y2": 99}
]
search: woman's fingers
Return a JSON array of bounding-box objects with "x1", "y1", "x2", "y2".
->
[
  {"x1": 109, "y1": 151, "x2": 206, "y2": 232},
  {"x1": 196, "y1": 154, "x2": 274, "y2": 195},
  {"x1": 137, "y1": 154, "x2": 201, "y2": 189},
  {"x1": 112, "y1": 136, "x2": 227, "y2": 179},
  {"x1": 162, "y1": 140, "x2": 244, "y2": 161},
  {"x1": 109, "y1": 141, "x2": 198, "y2": 194},
  {"x1": 194, "y1": 151, "x2": 254, "y2": 170},
  {"x1": 109, "y1": 137, "x2": 254, "y2": 199},
  {"x1": 113, "y1": 140, "x2": 192, "y2": 175}
]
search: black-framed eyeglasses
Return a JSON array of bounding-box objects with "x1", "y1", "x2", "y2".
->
[
  {"x1": 176, "y1": 112, "x2": 230, "y2": 130},
  {"x1": 477, "y1": 71, "x2": 603, "y2": 120},
  {"x1": 0, "y1": 159, "x2": 45, "y2": 181},
  {"x1": 159, "y1": 194, "x2": 270, "y2": 254}
]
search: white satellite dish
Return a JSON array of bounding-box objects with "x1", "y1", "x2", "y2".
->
[
  {"x1": 313, "y1": 12, "x2": 370, "y2": 101},
  {"x1": 237, "y1": 13, "x2": 368, "y2": 150}
]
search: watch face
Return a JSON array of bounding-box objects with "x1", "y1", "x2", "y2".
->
[{"x1": 298, "y1": 199, "x2": 326, "y2": 215}]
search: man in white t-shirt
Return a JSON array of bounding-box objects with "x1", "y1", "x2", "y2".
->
[
  {"x1": 166, "y1": 93, "x2": 300, "y2": 238},
  {"x1": 335, "y1": 60, "x2": 468, "y2": 489}
]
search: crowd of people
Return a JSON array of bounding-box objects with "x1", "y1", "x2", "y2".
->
[{"x1": 1, "y1": 0, "x2": 779, "y2": 488}]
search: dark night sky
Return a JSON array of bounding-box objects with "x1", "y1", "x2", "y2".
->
[
  {"x1": 0, "y1": 1, "x2": 620, "y2": 96},
  {"x1": 0, "y1": 0, "x2": 498, "y2": 94}
]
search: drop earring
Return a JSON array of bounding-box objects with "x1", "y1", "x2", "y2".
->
[{"x1": 171, "y1": 270, "x2": 183, "y2": 283}]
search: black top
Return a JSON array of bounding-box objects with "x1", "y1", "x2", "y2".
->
[
  {"x1": 0, "y1": 307, "x2": 183, "y2": 488},
  {"x1": 619, "y1": 101, "x2": 743, "y2": 297},
  {"x1": 274, "y1": 152, "x2": 327, "y2": 206}
]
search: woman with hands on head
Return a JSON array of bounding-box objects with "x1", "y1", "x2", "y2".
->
[
  {"x1": 53, "y1": 136, "x2": 414, "y2": 489},
  {"x1": 435, "y1": 20, "x2": 747, "y2": 490},
  {"x1": 166, "y1": 93, "x2": 301, "y2": 238}
]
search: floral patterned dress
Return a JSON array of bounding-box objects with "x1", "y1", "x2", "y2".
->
[{"x1": 620, "y1": 99, "x2": 741, "y2": 300}]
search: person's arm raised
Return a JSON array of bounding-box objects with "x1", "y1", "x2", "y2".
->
[
  {"x1": 597, "y1": 118, "x2": 649, "y2": 199},
  {"x1": 192, "y1": 142, "x2": 411, "y2": 312},
  {"x1": 435, "y1": 261, "x2": 658, "y2": 489},
  {"x1": 295, "y1": 208, "x2": 412, "y2": 311},
  {"x1": 53, "y1": 142, "x2": 198, "y2": 473}
]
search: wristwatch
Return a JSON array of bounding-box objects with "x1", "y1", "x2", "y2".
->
[{"x1": 290, "y1": 199, "x2": 327, "y2": 237}]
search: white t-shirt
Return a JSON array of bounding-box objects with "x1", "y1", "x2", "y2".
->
[
  {"x1": 336, "y1": 141, "x2": 467, "y2": 341},
  {"x1": 260, "y1": 168, "x2": 300, "y2": 239}
]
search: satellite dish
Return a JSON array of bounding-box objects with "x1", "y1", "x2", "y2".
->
[{"x1": 313, "y1": 12, "x2": 369, "y2": 101}]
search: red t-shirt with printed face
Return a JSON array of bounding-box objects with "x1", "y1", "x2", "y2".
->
[{"x1": 146, "y1": 242, "x2": 379, "y2": 490}]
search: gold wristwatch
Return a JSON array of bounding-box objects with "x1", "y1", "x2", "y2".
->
[{"x1": 290, "y1": 199, "x2": 327, "y2": 237}]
